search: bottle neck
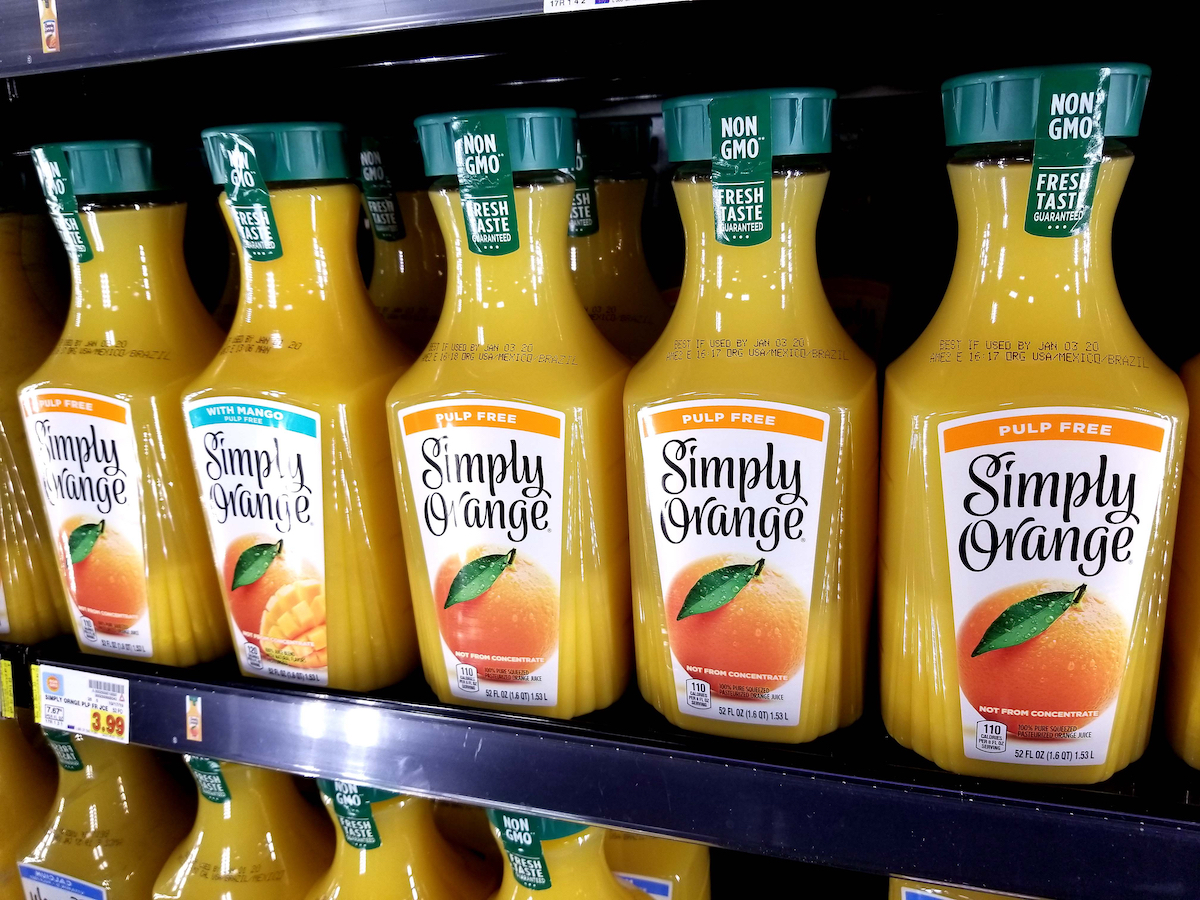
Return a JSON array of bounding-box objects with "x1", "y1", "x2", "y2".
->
[
  {"x1": 673, "y1": 165, "x2": 828, "y2": 323},
  {"x1": 65, "y1": 200, "x2": 195, "y2": 331},
  {"x1": 224, "y1": 180, "x2": 376, "y2": 333},
  {"x1": 943, "y1": 149, "x2": 1130, "y2": 325},
  {"x1": 568, "y1": 177, "x2": 648, "y2": 268},
  {"x1": 432, "y1": 175, "x2": 581, "y2": 320},
  {"x1": 192, "y1": 762, "x2": 291, "y2": 820}
]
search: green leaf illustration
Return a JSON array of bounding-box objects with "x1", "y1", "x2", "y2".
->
[
  {"x1": 676, "y1": 558, "x2": 765, "y2": 621},
  {"x1": 68, "y1": 520, "x2": 104, "y2": 564},
  {"x1": 231, "y1": 540, "x2": 283, "y2": 590},
  {"x1": 444, "y1": 549, "x2": 516, "y2": 609},
  {"x1": 971, "y1": 583, "x2": 1087, "y2": 657}
]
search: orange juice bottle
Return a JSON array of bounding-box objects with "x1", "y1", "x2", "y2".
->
[
  {"x1": 879, "y1": 64, "x2": 1186, "y2": 782},
  {"x1": 0, "y1": 715, "x2": 56, "y2": 900},
  {"x1": 1166, "y1": 354, "x2": 1200, "y2": 767},
  {"x1": 305, "y1": 780, "x2": 495, "y2": 900},
  {"x1": 605, "y1": 831, "x2": 710, "y2": 900},
  {"x1": 388, "y1": 108, "x2": 632, "y2": 719},
  {"x1": 20, "y1": 141, "x2": 229, "y2": 665},
  {"x1": 0, "y1": 157, "x2": 69, "y2": 644},
  {"x1": 185, "y1": 123, "x2": 418, "y2": 691},
  {"x1": 568, "y1": 117, "x2": 669, "y2": 359},
  {"x1": 19, "y1": 731, "x2": 193, "y2": 900},
  {"x1": 153, "y1": 756, "x2": 332, "y2": 899},
  {"x1": 890, "y1": 876, "x2": 1045, "y2": 900},
  {"x1": 359, "y1": 135, "x2": 447, "y2": 352},
  {"x1": 626, "y1": 89, "x2": 877, "y2": 743},
  {"x1": 488, "y1": 812, "x2": 647, "y2": 899}
]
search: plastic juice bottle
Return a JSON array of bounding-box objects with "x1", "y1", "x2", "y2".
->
[
  {"x1": 1166, "y1": 354, "x2": 1200, "y2": 767},
  {"x1": 568, "y1": 117, "x2": 669, "y2": 360},
  {"x1": 20, "y1": 141, "x2": 230, "y2": 665},
  {"x1": 488, "y1": 812, "x2": 647, "y2": 900},
  {"x1": 890, "y1": 876, "x2": 1045, "y2": 900},
  {"x1": 605, "y1": 831, "x2": 710, "y2": 900},
  {"x1": 387, "y1": 108, "x2": 632, "y2": 719},
  {"x1": 185, "y1": 122, "x2": 418, "y2": 691},
  {"x1": 0, "y1": 715, "x2": 56, "y2": 900},
  {"x1": 625, "y1": 89, "x2": 877, "y2": 743},
  {"x1": 879, "y1": 64, "x2": 1186, "y2": 783},
  {"x1": 0, "y1": 159, "x2": 69, "y2": 644},
  {"x1": 152, "y1": 756, "x2": 332, "y2": 899},
  {"x1": 305, "y1": 780, "x2": 496, "y2": 900},
  {"x1": 360, "y1": 135, "x2": 447, "y2": 352},
  {"x1": 19, "y1": 731, "x2": 193, "y2": 900}
]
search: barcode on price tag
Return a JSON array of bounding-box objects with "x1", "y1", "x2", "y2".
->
[{"x1": 35, "y1": 665, "x2": 129, "y2": 744}]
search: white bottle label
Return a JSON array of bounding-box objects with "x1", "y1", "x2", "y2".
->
[
  {"x1": 398, "y1": 400, "x2": 565, "y2": 707},
  {"x1": 637, "y1": 399, "x2": 829, "y2": 727},
  {"x1": 19, "y1": 863, "x2": 106, "y2": 900},
  {"x1": 20, "y1": 389, "x2": 151, "y2": 657},
  {"x1": 185, "y1": 396, "x2": 327, "y2": 686},
  {"x1": 938, "y1": 407, "x2": 1169, "y2": 766}
]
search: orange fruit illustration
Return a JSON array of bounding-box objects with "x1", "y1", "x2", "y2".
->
[
  {"x1": 665, "y1": 554, "x2": 807, "y2": 699},
  {"x1": 435, "y1": 545, "x2": 558, "y2": 681},
  {"x1": 58, "y1": 515, "x2": 146, "y2": 634},
  {"x1": 957, "y1": 579, "x2": 1127, "y2": 739},
  {"x1": 223, "y1": 534, "x2": 304, "y2": 645},
  {"x1": 260, "y1": 579, "x2": 328, "y2": 668}
]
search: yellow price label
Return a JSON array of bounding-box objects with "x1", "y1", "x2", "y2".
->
[
  {"x1": 30, "y1": 664, "x2": 41, "y2": 724},
  {"x1": 1, "y1": 660, "x2": 13, "y2": 718},
  {"x1": 89, "y1": 708, "x2": 126, "y2": 739}
]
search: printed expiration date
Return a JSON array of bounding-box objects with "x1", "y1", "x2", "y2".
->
[
  {"x1": 929, "y1": 338, "x2": 1150, "y2": 368},
  {"x1": 664, "y1": 337, "x2": 850, "y2": 362}
]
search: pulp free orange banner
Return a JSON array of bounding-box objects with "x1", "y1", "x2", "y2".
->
[
  {"x1": 943, "y1": 413, "x2": 1164, "y2": 453},
  {"x1": 22, "y1": 392, "x2": 128, "y2": 425},
  {"x1": 402, "y1": 404, "x2": 562, "y2": 439},
  {"x1": 642, "y1": 404, "x2": 825, "y2": 441}
]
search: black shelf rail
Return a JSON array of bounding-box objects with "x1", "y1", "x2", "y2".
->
[
  {"x1": 5, "y1": 638, "x2": 1197, "y2": 900},
  {"x1": 0, "y1": 0, "x2": 542, "y2": 78}
]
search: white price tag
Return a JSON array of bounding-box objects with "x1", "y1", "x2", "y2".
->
[{"x1": 36, "y1": 665, "x2": 129, "y2": 743}]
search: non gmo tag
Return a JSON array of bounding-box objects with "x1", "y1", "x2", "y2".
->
[
  {"x1": 36, "y1": 665, "x2": 129, "y2": 743},
  {"x1": 1025, "y1": 67, "x2": 1110, "y2": 237},
  {"x1": 317, "y1": 779, "x2": 399, "y2": 850},
  {"x1": 44, "y1": 728, "x2": 84, "y2": 771},
  {"x1": 709, "y1": 93, "x2": 772, "y2": 246},
  {"x1": 211, "y1": 133, "x2": 284, "y2": 261},
  {"x1": 451, "y1": 115, "x2": 520, "y2": 256},
  {"x1": 568, "y1": 138, "x2": 599, "y2": 237},
  {"x1": 31, "y1": 145, "x2": 94, "y2": 263},
  {"x1": 187, "y1": 755, "x2": 232, "y2": 803},
  {"x1": 360, "y1": 137, "x2": 406, "y2": 242}
]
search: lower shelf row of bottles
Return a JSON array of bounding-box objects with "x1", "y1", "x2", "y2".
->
[{"x1": 0, "y1": 712, "x2": 1050, "y2": 900}]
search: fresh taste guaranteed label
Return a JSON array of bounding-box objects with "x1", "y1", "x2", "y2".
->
[
  {"x1": 568, "y1": 138, "x2": 598, "y2": 237},
  {"x1": 360, "y1": 137, "x2": 406, "y2": 242},
  {"x1": 210, "y1": 133, "x2": 284, "y2": 261},
  {"x1": 399, "y1": 400, "x2": 565, "y2": 706},
  {"x1": 19, "y1": 864, "x2": 106, "y2": 900},
  {"x1": 317, "y1": 779, "x2": 399, "y2": 849},
  {"x1": 451, "y1": 115, "x2": 520, "y2": 256},
  {"x1": 638, "y1": 399, "x2": 828, "y2": 726},
  {"x1": 939, "y1": 407, "x2": 1169, "y2": 766},
  {"x1": 31, "y1": 145, "x2": 93, "y2": 263},
  {"x1": 487, "y1": 811, "x2": 586, "y2": 891},
  {"x1": 710, "y1": 93, "x2": 772, "y2": 246},
  {"x1": 1026, "y1": 67, "x2": 1110, "y2": 237},
  {"x1": 185, "y1": 397, "x2": 327, "y2": 685},
  {"x1": 20, "y1": 389, "x2": 151, "y2": 657}
]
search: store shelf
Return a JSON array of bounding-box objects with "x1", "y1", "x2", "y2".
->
[
  {"x1": 4, "y1": 637, "x2": 1198, "y2": 900},
  {"x1": 0, "y1": 0, "x2": 542, "y2": 78}
]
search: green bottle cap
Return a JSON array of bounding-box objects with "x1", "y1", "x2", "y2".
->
[
  {"x1": 200, "y1": 122, "x2": 349, "y2": 184},
  {"x1": 941, "y1": 63, "x2": 1151, "y2": 146},
  {"x1": 577, "y1": 116, "x2": 655, "y2": 176},
  {"x1": 663, "y1": 88, "x2": 835, "y2": 162},
  {"x1": 415, "y1": 108, "x2": 576, "y2": 177},
  {"x1": 30, "y1": 140, "x2": 169, "y2": 195}
]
